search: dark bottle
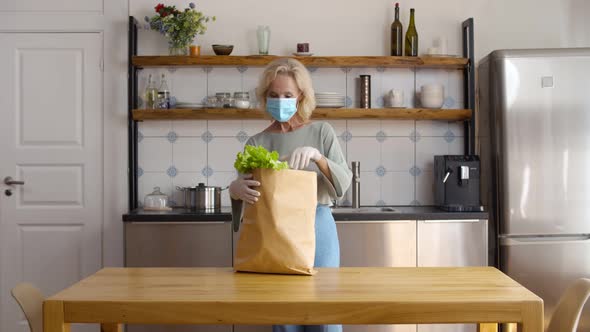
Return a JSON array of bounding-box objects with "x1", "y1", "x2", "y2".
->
[
  {"x1": 390, "y1": 3, "x2": 403, "y2": 56},
  {"x1": 404, "y1": 8, "x2": 418, "y2": 56}
]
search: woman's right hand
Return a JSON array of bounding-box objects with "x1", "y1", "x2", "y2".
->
[{"x1": 229, "y1": 174, "x2": 261, "y2": 204}]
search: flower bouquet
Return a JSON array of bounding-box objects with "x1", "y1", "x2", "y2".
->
[{"x1": 146, "y1": 2, "x2": 215, "y2": 55}]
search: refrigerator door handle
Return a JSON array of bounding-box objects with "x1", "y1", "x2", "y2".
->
[{"x1": 500, "y1": 235, "x2": 590, "y2": 245}]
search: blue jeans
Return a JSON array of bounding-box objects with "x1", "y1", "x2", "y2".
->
[{"x1": 272, "y1": 205, "x2": 342, "y2": 332}]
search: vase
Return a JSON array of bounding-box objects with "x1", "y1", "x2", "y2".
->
[{"x1": 168, "y1": 46, "x2": 188, "y2": 56}]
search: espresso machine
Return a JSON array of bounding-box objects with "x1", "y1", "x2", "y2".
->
[{"x1": 434, "y1": 155, "x2": 482, "y2": 212}]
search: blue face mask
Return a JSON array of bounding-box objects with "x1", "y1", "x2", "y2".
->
[{"x1": 266, "y1": 98, "x2": 298, "y2": 122}]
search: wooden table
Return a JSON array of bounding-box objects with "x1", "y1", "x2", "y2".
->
[{"x1": 43, "y1": 267, "x2": 543, "y2": 332}]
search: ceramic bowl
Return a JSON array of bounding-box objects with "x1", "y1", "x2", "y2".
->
[
  {"x1": 420, "y1": 93, "x2": 444, "y2": 109},
  {"x1": 212, "y1": 44, "x2": 234, "y2": 56}
]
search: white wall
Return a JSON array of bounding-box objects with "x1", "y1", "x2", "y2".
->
[{"x1": 132, "y1": 0, "x2": 587, "y2": 60}]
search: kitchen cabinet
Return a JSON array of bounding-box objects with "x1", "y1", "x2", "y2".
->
[
  {"x1": 336, "y1": 220, "x2": 417, "y2": 332},
  {"x1": 125, "y1": 221, "x2": 233, "y2": 332},
  {"x1": 416, "y1": 219, "x2": 488, "y2": 332}
]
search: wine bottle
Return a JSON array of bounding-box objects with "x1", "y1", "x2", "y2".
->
[
  {"x1": 144, "y1": 74, "x2": 158, "y2": 109},
  {"x1": 390, "y1": 3, "x2": 403, "y2": 56},
  {"x1": 404, "y1": 8, "x2": 418, "y2": 56}
]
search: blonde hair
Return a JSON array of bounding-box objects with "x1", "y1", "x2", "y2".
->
[{"x1": 256, "y1": 58, "x2": 316, "y2": 120}]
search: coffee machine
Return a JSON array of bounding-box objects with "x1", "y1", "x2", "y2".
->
[{"x1": 434, "y1": 155, "x2": 482, "y2": 212}]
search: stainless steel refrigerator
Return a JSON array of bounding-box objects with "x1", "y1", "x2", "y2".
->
[{"x1": 479, "y1": 48, "x2": 590, "y2": 332}]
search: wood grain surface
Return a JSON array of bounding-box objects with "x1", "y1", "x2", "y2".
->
[
  {"x1": 132, "y1": 55, "x2": 468, "y2": 69},
  {"x1": 44, "y1": 267, "x2": 543, "y2": 331},
  {"x1": 132, "y1": 108, "x2": 472, "y2": 121}
]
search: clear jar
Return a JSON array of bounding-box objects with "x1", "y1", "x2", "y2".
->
[
  {"x1": 206, "y1": 96, "x2": 219, "y2": 108},
  {"x1": 234, "y1": 92, "x2": 250, "y2": 109},
  {"x1": 216, "y1": 92, "x2": 232, "y2": 108},
  {"x1": 156, "y1": 91, "x2": 170, "y2": 109},
  {"x1": 143, "y1": 187, "x2": 169, "y2": 210}
]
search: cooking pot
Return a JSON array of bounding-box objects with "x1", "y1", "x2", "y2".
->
[{"x1": 176, "y1": 183, "x2": 226, "y2": 211}]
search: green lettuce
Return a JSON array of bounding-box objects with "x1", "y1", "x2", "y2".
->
[{"x1": 234, "y1": 145, "x2": 289, "y2": 173}]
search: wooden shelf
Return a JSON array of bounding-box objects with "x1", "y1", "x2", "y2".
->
[
  {"x1": 132, "y1": 108, "x2": 472, "y2": 121},
  {"x1": 132, "y1": 55, "x2": 468, "y2": 69}
]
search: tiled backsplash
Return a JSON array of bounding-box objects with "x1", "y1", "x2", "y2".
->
[{"x1": 137, "y1": 67, "x2": 464, "y2": 208}]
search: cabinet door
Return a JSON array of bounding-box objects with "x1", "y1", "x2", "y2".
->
[
  {"x1": 417, "y1": 219, "x2": 488, "y2": 332},
  {"x1": 126, "y1": 221, "x2": 233, "y2": 332},
  {"x1": 337, "y1": 220, "x2": 417, "y2": 332}
]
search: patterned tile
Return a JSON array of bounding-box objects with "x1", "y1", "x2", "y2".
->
[
  {"x1": 208, "y1": 138, "x2": 244, "y2": 172},
  {"x1": 410, "y1": 166, "x2": 422, "y2": 177},
  {"x1": 172, "y1": 120, "x2": 207, "y2": 137},
  {"x1": 171, "y1": 68, "x2": 207, "y2": 105},
  {"x1": 382, "y1": 172, "x2": 414, "y2": 205},
  {"x1": 137, "y1": 167, "x2": 144, "y2": 178},
  {"x1": 409, "y1": 130, "x2": 421, "y2": 142},
  {"x1": 139, "y1": 137, "x2": 172, "y2": 172},
  {"x1": 416, "y1": 170, "x2": 435, "y2": 205},
  {"x1": 341, "y1": 130, "x2": 352, "y2": 142},
  {"x1": 236, "y1": 130, "x2": 249, "y2": 143},
  {"x1": 208, "y1": 120, "x2": 243, "y2": 137},
  {"x1": 166, "y1": 166, "x2": 178, "y2": 178},
  {"x1": 376, "y1": 130, "x2": 387, "y2": 142},
  {"x1": 444, "y1": 129, "x2": 456, "y2": 143},
  {"x1": 375, "y1": 166, "x2": 386, "y2": 177},
  {"x1": 172, "y1": 137, "x2": 207, "y2": 173},
  {"x1": 167, "y1": 131, "x2": 177, "y2": 143},
  {"x1": 201, "y1": 131, "x2": 213, "y2": 143},
  {"x1": 138, "y1": 120, "x2": 172, "y2": 137},
  {"x1": 201, "y1": 166, "x2": 214, "y2": 178}
]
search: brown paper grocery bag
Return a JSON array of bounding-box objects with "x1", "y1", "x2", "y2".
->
[{"x1": 234, "y1": 168, "x2": 317, "y2": 275}]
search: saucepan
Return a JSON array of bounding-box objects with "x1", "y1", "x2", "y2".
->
[{"x1": 176, "y1": 183, "x2": 228, "y2": 211}]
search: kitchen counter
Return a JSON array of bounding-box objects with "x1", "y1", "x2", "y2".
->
[{"x1": 123, "y1": 206, "x2": 488, "y2": 222}]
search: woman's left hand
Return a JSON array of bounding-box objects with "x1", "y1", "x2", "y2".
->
[{"x1": 288, "y1": 146, "x2": 322, "y2": 170}]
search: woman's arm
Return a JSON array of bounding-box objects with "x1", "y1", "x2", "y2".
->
[{"x1": 316, "y1": 156, "x2": 334, "y2": 184}]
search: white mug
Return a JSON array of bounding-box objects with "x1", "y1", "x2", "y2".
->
[{"x1": 388, "y1": 89, "x2": 404, "y2": 107}]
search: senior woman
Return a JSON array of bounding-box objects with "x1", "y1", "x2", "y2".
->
[{"x1": 229, "y1": 58, "x2": 351, "y2": 332}]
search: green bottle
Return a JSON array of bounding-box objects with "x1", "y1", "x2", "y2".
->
[
  {"x1": 390, "y1": 3, "x2": 403, "y2": 56},
  {"x1": 404, "y1": 8, "x2": 418, "y2": 56}
]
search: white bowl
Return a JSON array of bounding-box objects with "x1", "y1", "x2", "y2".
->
[
  {"x1": 420, "y1": 94, "x2": 444, "y2": 109},
  {"x1": 421, "y1": 84, "x2": 444, "y2": 94}
]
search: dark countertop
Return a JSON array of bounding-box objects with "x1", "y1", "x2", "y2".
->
[{"x1": 123, "y1": 206, "x2": 488, "y2": 222}]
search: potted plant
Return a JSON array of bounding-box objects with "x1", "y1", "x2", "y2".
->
[{"x1": 146, "y1": 2, "x2": 215, "y2": 55}]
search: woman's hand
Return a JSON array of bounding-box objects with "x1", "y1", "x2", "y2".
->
[
  {"x1": 288, "y1": 147, "x2": 323, "y2": 170},
  {"x1": 229, "y1": 174, "x2": 261, "y2": 204}
]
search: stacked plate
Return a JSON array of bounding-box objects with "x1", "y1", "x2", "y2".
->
[
  {"x1": 315, "y1": 92, "x2": 345, "y2": 108},
  {"x1": 176, "y1": 102, "x2": 203, "y2": 109}
]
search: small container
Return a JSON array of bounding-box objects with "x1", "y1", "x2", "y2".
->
[
  {"x1": 206, "y1": 96, "x2": 218, "y2": 108},
  {"x1": 216, "y1": 92, "x2": 233, "y2": 108},
  {"x1": 359, "y1": 75, "x2": 371, "y2": 109},
  {"x1": 189, "y1": 45, "x2": 201, "y2": 56},
  {"x1": 157, "y1": 91, "x2": 170, "y2": 109},
  {"x1": 234, "y1": 92, "x2": 250, "y2": 109},
  {"x1": 143, "y1": 187, "x2": 169, "y2": 210}
]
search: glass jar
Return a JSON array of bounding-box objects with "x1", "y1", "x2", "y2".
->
[
  {"x1": 206, "y1": 96, "x2": 219, "y2": 108},
  {"x1": 215, "y1": 92, "x2": 232, "y2": 108},
  {"x1": 157, "y1": 91, "x2": 170, "y2": 109},
  {"x1": 143, "y1": 187, "x2": 169, "y2": 210},
  {"x1": 234, "y1": 92, "x2": 250, "y2": 109}
]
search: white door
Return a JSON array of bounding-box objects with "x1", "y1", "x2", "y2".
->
[{"x1": 0, "y1": 33, "x2": 103, "y2": 332}]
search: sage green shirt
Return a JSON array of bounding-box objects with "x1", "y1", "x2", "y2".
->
[{"x1": 245, "y1": 121, "x2": 352, "y2": 205}]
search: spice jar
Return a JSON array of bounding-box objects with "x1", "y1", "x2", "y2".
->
[
  {"x1": 216, "y1": 92, "x2": 232, "y2": 108},
  {"x1": 234, "y1": 92, "x2": 250, "y2": 109}
]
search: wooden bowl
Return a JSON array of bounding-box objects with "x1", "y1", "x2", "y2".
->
[{"x1": 212, "y1": 45, "x2": 234, "y2": 56}]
